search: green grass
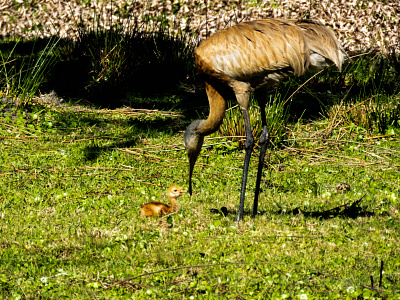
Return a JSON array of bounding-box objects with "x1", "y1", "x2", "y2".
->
[{"x1": 1, "y1": 103, "x2": 399, "y2": 299}]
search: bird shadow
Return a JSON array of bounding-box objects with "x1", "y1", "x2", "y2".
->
[
  {"x1": 271, "y1": 197, "x2": 376, "y2": 219},
  {"x1": 209, "y1": 197, "x2": 376, "y2": 220},
  {"x1": 209, "y1": 207, "x2": 229, "y2": 217}
]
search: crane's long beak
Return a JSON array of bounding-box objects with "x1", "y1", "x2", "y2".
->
[
  {"x1": 184, "y1": 125, "x2": 204, "y2": 196},
  {"x1": 188, "y1": 154, "x2": 197, "y2": 196}
]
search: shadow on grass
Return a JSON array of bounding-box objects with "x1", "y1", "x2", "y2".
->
[
  {"x1": 0, "y1": 29, "x2": 200, "y2": 109},
  {"x1": 210, "y1": 196, "x2": 376, "y2": 220},
  {"x1": 274, "y1": 197, "x2": 376, "y2": 219},
  {"x1": 79, "y1": 115, "x2": 185, "y2": 161},
  {"x1": 42, "y1": 25, "x2": 200, "y2": 109}
]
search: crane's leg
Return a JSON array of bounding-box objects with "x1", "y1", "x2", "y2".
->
[
  {"x1": 236, "y1": 93, "x2": 254, "y2": 222},
  {"x1": 252, "y1": 91, "x2": 269, "y2": 217}
]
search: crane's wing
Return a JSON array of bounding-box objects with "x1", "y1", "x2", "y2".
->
[{"x1": 195, "y1": 19, "x2": 310, "y2": 83}]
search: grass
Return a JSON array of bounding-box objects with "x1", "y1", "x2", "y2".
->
[
  {"x1": 1, "y1": 17, "x2": 400, "y2": 299},
  {"x1": 1, "y1": 100, "x2": 400, "y2": 299},
  {"x1": 0, "y1": 37, "x2": 59, "y2": 106},
  {"x1": 217, "y1": 92, "x2": 290, "y2": 147}
]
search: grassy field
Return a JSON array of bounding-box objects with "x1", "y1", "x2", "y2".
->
[
  {"x1": 1, "y1": 20, "x2": 400, "y2": 299},
  {"x1": 1, "y1": 96, "x2": 399, "y2": 299}
]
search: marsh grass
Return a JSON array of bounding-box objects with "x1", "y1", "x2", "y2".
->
[
  {"x1": 217, "y1": 92, "x2": 290, "y2": 148},
  {"x1": 326, "y1": 94, "x2": 400, "y2": 135},
  {"x1": 0, "y1": 37, "x2": 59, "y2": 105}
]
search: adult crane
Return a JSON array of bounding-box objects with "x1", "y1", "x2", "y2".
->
[{"x1": 183, "y1": 18, "x2": 347, "y2": 221}]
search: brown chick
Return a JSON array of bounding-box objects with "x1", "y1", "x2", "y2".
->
[{"x1": 140, "y1": 185, "x2": 186, "y2": 217}]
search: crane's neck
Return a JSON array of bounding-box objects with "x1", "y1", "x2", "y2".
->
[
  {"x1": 184, "y1": 81, "x2": 227, "y2": 195},
  {"x1": 184, "y1": 81, "x2": 227, "y2": 147},
  {"x1": 169, "y1": 198, "x2": 179, "y2": 213},
  {"x1": 198, "y1": 81, "x2": 227, "y2": 136}
]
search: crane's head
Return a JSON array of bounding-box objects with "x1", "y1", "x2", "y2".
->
[{"x1": 183, "y1": 120, "x2": 205, "y2": 195}]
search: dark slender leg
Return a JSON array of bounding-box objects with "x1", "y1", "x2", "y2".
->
[
  {"x1": 237, "y1": 108, "x2": 254, "y2": 222},
  {"x1": 252, "y1": 93, "x2": 269, "y2": 217}
]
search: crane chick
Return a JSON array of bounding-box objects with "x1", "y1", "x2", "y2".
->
[{"x1": 140, "y1": 185, "x2": 186, "y2": 217}]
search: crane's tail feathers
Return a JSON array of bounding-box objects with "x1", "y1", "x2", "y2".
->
[{"x1": 295, "y1": 20, "x2": 347, "y2": 72}]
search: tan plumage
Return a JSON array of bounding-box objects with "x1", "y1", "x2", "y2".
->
[
  {"x1": 196, "y1": 19, "x2": 309, "y2": 84},
  {"x1": 140, "y1": 185, "x2": 186, "y2": 217},
  {"x1": 292, "y1": 20, "x2": 346, "y2": 72},
  {"x1": 184, "y1": 18, "x2": 347, "y2": 221}
]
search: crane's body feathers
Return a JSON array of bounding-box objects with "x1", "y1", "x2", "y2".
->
[
  {"x1": 184, "y1": 18, "x2": 347, "y2": 220},
  {"x1": 197, "y1": 20, "x2": 301, "y2": 87}
]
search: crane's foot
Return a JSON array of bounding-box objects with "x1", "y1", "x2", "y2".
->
[{"x1": 236, "y1": 213, "x2": 244, "y2": 222}]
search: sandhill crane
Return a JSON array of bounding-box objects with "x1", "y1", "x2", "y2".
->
[
  {"x1": 183, "y1": 18, "x2": 346, "y2": 221},
  {"x1": 140, "y1": 185, "x2": 186, "y2": 217}
]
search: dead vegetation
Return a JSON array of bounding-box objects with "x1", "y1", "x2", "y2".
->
[{"x1": 1, "y1": 1, "x2": 399, "y2": 54}]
